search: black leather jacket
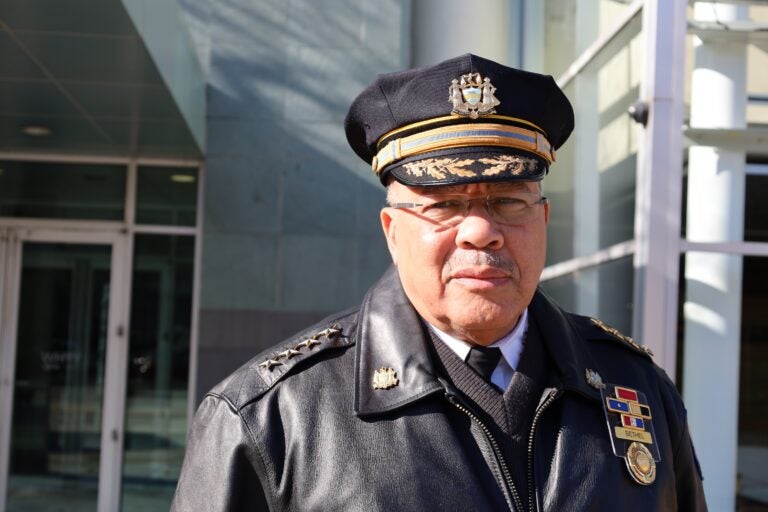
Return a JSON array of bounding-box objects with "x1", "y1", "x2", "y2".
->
[{"x1": 172, "y1": 268, "x2": 707, "y2": 511}]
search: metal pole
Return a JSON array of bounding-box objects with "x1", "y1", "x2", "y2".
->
[
  {"x1": 684, "y1": 3, "x2": 747, "y2": 510},
  {"x1": 631, "y1": 0, "x2": 687, "y2": 372}
]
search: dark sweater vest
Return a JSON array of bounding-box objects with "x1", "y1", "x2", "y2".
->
[{"x1": 427, "y1": 316, "x2": 554, "y2": 508}]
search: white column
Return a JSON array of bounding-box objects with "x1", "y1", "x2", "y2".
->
[
  {"x1": 410, "y1": 0, "x2": 512, "y2": 66},
  {"x1": 684, "y1": 3, "x2": 747, "y2": 511}
]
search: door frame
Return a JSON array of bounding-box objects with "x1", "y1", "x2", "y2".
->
[{"x1": 0, "y1": 225, "x2": 133, "y2": 512}]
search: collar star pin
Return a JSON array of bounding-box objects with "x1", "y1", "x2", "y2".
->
[
  {"x1": 372, "y1": 367, "x2": 399, "y2": 390},
  {"x1": 297, "y1": 338, "x2": 321, "y2": 350},
  {"x1": 258, "y1": 358, "x2": 283, "y2": 370},
  {"x1": 278, "y1": 348, "x2": 302, "y2": 359}
]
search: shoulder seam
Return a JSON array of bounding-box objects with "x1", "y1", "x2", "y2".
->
[{"x1": 588, "y1": 317, "x2": 654, "y2": 359}]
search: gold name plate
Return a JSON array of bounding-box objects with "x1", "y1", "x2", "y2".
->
[{"x1": 614, "y1": 426, "x2": 653, "y2": 444}]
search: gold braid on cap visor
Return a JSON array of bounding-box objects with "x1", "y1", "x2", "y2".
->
[{"x1": 371, "y1": 122, "x2": 556, "y2": 175}]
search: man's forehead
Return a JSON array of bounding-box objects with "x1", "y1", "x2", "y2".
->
[{"x1": 408, "y1": 181, "x2": 540, "y2": 195}]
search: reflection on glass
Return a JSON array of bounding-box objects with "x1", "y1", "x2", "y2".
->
[
  {"x1": 738, "y1": 256, "x2": 768, "y2": 509},
  {"x1": 0, "y1": 161, "x2": 125, "y2": 220},
  {"x1": 135, "y1": 166, "x2": 198, "y2": 226},
  {"x1": 121, "y1": 235, "x2": 193, "y2": 511},
  {"x1": 745, "y1": 174, "x2": 768, "y2": 243},
  {"x1": 539, "y1": 256, "x2": 634, "y2": 334},
  {"x1": 7, "y1": 242, "x2": 112, "y2": 511}
]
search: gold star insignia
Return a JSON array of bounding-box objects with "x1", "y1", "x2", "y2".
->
[
  {"x1": 258, "y1": 358, "x2": 283, "y2": 370},
  {"x1": 278, "y1": 348, "x2": 302, "y2": 359}
]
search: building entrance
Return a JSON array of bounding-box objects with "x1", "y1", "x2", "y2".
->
[{"x1": 0, "y1": 228, "x2": 130, "y2": 512}]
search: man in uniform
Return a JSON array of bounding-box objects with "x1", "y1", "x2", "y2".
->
[{"x1": 172, "y1": 54, "x2": 707, "y2": 511}]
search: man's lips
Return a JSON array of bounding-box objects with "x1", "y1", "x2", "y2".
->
[{"x1": 449, "y1": 267, "x2": 512, "y2": 281}]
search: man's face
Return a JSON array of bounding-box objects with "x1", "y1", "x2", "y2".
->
[{"x1": 380, "y1": 180, "x2": 549, "y2": 346}]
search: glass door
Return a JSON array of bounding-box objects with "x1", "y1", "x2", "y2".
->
[{"x1": 0, "y1": 228, "x2": 129, "y2": 512}]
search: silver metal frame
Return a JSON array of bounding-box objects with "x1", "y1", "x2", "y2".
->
[
  {"x1": 0, "y1": 228, "x2": 127, "y2": 512},
  {"x1": 630, "y1": 0, "x2": 688, "y2": 375}
]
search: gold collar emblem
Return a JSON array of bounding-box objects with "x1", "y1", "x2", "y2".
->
[
  {"x1": 372, "y1": 367, "x2": 399, "y2": 390},
  {"x1": 449, "y1": 73, "x2": 500, "y2": 119}
]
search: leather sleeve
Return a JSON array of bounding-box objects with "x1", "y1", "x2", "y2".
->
[
  {"x1": 673, "y1": 419, "x2": 708, "y2": 512},
  {"x1": 171, "y1": 395, "x2": 270, "y2": 511},
  {"x1": 657, "y1": 369, "x2": 708, "y2": 512}
]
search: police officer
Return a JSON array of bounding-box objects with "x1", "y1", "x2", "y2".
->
[{"x1": 172, "y1": 54, "x2": 707, "y2": 511}]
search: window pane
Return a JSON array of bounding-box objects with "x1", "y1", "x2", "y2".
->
[
  {"x1": 542, "y1": 23, "x2": 641, "y2": 265},
  {"x1": 745, "y1": 174, "x2": 768, "y2": 243},
  {"x1": 121, "y1": 235, "x2": 194, "y2": 511},
  {"x1": 739, "y1": 256, "x2": 768, "y2": 508},
  {"x1": 0, "y1": 160, "x2": 125, "y2": 220},
  {"x1": 539, "y1": 256, "x2": 634, "y2": 334},
  {"x1": 7, "y1": 243, "x2": 111, "y2": 510},
  {"x1": 135, "y1": 166, "x2": 198, "y2": 226},
  {"x1": 542, "y1": 0, "x2": 643, "y2": 79}
]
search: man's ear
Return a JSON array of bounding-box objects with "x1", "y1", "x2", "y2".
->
[{"x1": 380, "y1": 208, "x2": 398, "y2": 265}]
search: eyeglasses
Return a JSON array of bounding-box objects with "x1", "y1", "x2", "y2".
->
[{"x1": 388, "y1": 195, "x2": 548, "y2": 226}]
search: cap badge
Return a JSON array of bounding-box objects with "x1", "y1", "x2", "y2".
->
[
  {"x1": 372, "y1": 367, "x2": 399, "y2": 390},
  {"x1": 449, "y1": 73, "x2": 500, "y2": 119}
]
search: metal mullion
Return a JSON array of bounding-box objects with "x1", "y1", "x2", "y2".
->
[
  {"x1": 133, "y1": 225, "x2": 197, "y2": 236},
  {"x1": 680, "y1": 239, "x2": 768, "y2": 257},
  {"x1": 540, "y1": 240, "x2": 636, "y2": 282},
  {"x1": 0, "y1": 230, "x2": 22, "y2": 512},
  {"x1": 0, "y1": 218, "x2": 125, "y2": 232},
  {"x1": 0, "y1": 151, "x2": 200, "y2": 168},
  {"x1": 631, "y1": 0, "x2": 688, "y2": 375},
  {"x1": 555, "y1": 0, "x2": 643, "y2": 89},
  {"x1": 125, "y1": 160, "x2": 138, "y2": 229},
  {"x1": 96, "y1": 232, "x2": 133, "y2": 512},
  {"x1": 187, "y1": 162, "x2": 205, "y2": 424}
]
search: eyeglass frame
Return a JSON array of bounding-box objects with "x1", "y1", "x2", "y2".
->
[{"x1": 387, "y1": 194, "x2": 548, "y2": 226}]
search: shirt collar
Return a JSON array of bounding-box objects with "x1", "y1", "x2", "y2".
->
[{"x1": 427, "y1": 308, "x2": 529, "y2": 370}]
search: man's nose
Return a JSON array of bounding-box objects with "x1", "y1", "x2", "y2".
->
[{"x1": 454, "y1": 203, "x2": 504, "y2": 250}]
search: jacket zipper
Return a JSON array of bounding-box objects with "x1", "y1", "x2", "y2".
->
[
  {"x1": 526, "y1": 389, "x2": 562, "y2": 512},
  {"x1": 449, "y1": 397, "x2": 524, "y2": 512}
]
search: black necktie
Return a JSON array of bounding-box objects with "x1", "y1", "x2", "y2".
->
[{"x1": 466, "y1": 346, "x2": 503, "y2": 382}]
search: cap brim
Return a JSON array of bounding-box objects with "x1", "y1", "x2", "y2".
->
[{"x1": 384, "y1": 147, "x2": 547, "y2": 186}]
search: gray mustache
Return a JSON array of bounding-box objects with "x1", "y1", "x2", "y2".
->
[{"x1": 445, "y1": 251, "x2": 516, "y2": 274}]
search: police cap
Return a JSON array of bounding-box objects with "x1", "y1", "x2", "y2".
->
[{"x1": 345, "y1": 53, "x2": 574, "y2": 186}]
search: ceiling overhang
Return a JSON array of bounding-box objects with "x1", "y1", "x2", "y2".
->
[{"x1": 0, "y1": 0, "x2": 205, "y2": 160}]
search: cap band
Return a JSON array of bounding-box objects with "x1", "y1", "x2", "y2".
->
[{"x1": 372, "y1": 122, "x2": 555, "y2": 175}]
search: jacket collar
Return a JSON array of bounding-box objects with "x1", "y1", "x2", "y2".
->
[
  {"x1": 354, "y1": 266, "x2": 444, "y2": 417},
  {"x1": 528, "y1": 290, "x2": 602, "y2": 402},
  {"x1": 353, "y1": 267, "x2": 602, "y2": 417}
]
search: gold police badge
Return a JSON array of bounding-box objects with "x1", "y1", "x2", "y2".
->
[
  {"x1": 600, "y1": 383, "x2": 661, "y2": 485},
  {"x1": 449, "y1": 73, "x2": 500, "y2": 119},
  {"x1": 625, "y1": 442, "x2": 656, "y2": 485}
]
